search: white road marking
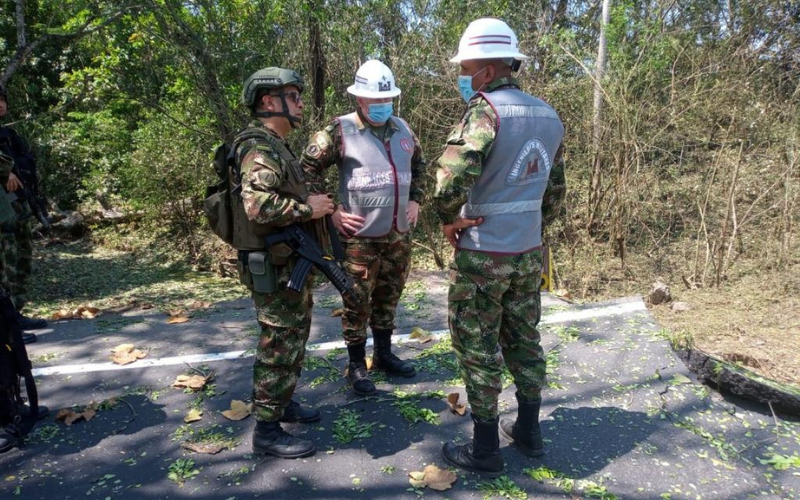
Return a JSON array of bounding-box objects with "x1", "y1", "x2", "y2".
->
[{"x1": 32, "y1": 299, "x2": 647, "y2": 377}]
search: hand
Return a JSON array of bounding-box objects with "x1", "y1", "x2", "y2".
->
[
  {"x1": 332, "y1": 204, "x2": 365, "y2": 236},
  {"x1": 307, "y1": 194, "x2": 335, "y2": 219},
  {"x1": 442, "y1": 216, "x2": 483, "y2": 248},
  {"x1": 406, "y1": 201, "x2": 420, "y2": 227},
  {"x1": 5, "y1": 172, "x2": 23, "y2": 192}
]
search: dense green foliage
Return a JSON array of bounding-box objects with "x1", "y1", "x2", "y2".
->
[{"x1": 1, "y1": 0, "x2": 797, "y2": 291}]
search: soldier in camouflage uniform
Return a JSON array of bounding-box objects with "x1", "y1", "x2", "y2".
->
[
  {"x1": 301, "y1": 60, "x2": 426, "y2": 395},
  {"x1": 434, "y1": 19, "x2": 566, "y2": 477},
  {"x1": 0, "y1": 84, "x2": 46, "y2": 343},
  {"x1": 233, "y1": 68, "x2": 334, "y2": 459}
]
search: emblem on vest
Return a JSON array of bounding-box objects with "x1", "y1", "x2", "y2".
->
[
  {"x1": 378, "y1": 76, "x2": 392, "y2": 92},
  {"x1": 507, "y1": 138, "x2": 551, "y2": 186},
  {"x1": 400, "y1": 138, "x2": 413, "y2": 153}
]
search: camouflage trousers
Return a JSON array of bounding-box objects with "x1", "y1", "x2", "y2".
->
[
  {"x1": 0, "y1": 218, "x2": 31, "y2": 310},
  {"x1": 341, "y1": 230, "x2": 412, "y2": 345},
  {"x1": 242, "y1": 257, "x2": 313, "y2": 423},
  {"x1": 448, "y1": 248, "x2": 546, "y2": 422}
]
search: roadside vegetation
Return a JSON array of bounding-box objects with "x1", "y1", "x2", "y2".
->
[{"x1": 3, "y1": 1, "x2": 797, "y2": 388}]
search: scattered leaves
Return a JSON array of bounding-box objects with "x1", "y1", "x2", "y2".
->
[
  {"x1": 407, "y1": 464, "x2": 457, "y2": 491},
  {"x1": 221, "y1": 400, "x2": 252, "y2": 421},
  {"x1": 188, "y1": 300, "x2": 212, "y2": 310},
  {"x1": 184, "y1": 408, "x2": 203, "y2": 423},
  {"x1": 331, "y1": 308, "x2": 344, "y2": 317},
  {"x1": 167, "y1": 315, "x2": 190, "y2": 324},
  {"x1": 111, "y1": 344, "x2": 147, "y2": 365},
  {"x1": 446, "y1": 393, "x2": 467, "y2": 416},
  {"x1": 172, "y1": 374, "x2": 209, "y2": 391},
  {"x1": 51, "y1": 306, "x2": 101, "y2": 320}
]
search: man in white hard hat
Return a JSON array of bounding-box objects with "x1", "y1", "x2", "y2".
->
[
  {"x1": 434, "y1": 18, "x2": 567, "y2": 476},
  {"x1": 301, "y1": 60, "x2": 427, "y2": 395}
]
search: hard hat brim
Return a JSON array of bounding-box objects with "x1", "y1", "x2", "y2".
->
[
  {"x1": 346, "y1": 84, "x2": 402, "y2": 98},
  {"x1": 449, "y1": 52, "x2": 530, "y2": 63}
]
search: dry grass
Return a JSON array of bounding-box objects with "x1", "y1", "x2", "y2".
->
[{"x1": 553, "y1": 237, "x2": 800, "y2": 388}]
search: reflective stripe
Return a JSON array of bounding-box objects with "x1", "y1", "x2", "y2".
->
[
  {"x1": 349, "y1": 195, "x2": 394, "y2": 208},
  {"x1": 496, "y1": 104, "x2": 560, "y2": 120},
  {"x1": 346, "y1": 171, "x2": 412, "y2": 191},
  {"x1": 463, "y1": 199, "x2": 542, "y2": 216}
]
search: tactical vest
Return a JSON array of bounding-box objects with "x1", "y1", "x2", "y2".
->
[
  {"x1": 230, "y1": 127, "x2": 311, "y2": 251},
  {"x1": 458, "y1": 89, "x2": 564, "y2": 254},
  {"x1": 337, "y1": 113, "x2": 414, "y2": 238}
]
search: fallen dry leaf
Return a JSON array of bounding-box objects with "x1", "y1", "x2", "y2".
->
[
  {"x1": 167, "y1": 316, "x2": 190, "y2": 324},
  {"x1": 188, "y1": 300, "x2": 212, "y2": 310},
  {"x1": 51, "y1": 306, "x2": 101, "y2": 320},
  {"x1": 111, "y1": 344, "x2": 147, "y2": 365},
  {"x1": 172, "y1": 374, "x2": 209, "y2": 391},
  {"x1": 331, "y1": 308, "x2": 344, "y2": 317},
  {"x1": 56, "y1": 407, "x2": 96, "y2": 426},
  {"x1": 553, "y1": 289, "x2": 573, "y2": 300},
  {"x1": 409, "y1": 326, "x2": 433, "y2": 343},
  {"x1": 184, "y1": 408, "x2": 203, "y2": 423},
  {"x1": 408, "y1": 471, "x2": 426, "y2": 488},
  {"x1": 423, "y1": 464, "x2": 457, "y2": 491},
  {"x1": 408, "y1": 464, "x2": 457, "y2": 491},
  {"x1": 182, "y1": 441, "x2": 225, "y2": 454},
  {"x1": 221, "y1": 400, "x2": 252, "y2": 421},
  {"x1": 446, "y1": 393, "x2": 467, "y2": 416}
]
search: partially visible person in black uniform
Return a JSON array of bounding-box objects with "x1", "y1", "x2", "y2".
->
[{"x1": 0, "y1": 83, "x2": 49, "y2": 344}]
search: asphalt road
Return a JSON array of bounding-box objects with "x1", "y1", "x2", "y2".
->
[{"x1": 2, "y1": 270, "x2": 798, "y2": 499}]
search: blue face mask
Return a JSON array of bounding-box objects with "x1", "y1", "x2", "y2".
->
[
  {"x1": 367, "y1": 102, "x2": 393, "y2": 123},
  {"x1": 457, "y1": 67, "x2": 488, "y2": 103}
]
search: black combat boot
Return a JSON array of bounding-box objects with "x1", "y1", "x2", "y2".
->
[
  {"x1": 499, "y1": 393, "x2": 544, "y2": 457},
  {"x1": 371, "y1": 328, "x2": 416, "y2": 377},
  {"x1": 346, "y1": 342, "x2": 375, "y2": 395},
  {"x1": 279, "y1": 400, "x2": 321, "y2": 423},
  {"x1": 0, "y1": 427, "x2": 20, "y2": 454},
  {"x1": 17, "y1": 312, "x2": 47, "y2": 331},
  {"x1": 442, "y1": 415, "x2": 504, "y2": 477},
  {"x1": 252, "y1": 420, "x2": 315, "y2": 458}
]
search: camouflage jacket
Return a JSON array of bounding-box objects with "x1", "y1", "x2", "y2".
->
[
  {"x1": 433, "y1": 77, "x2": 566, "y2": 226},
  {"x1": 236, "y1": 120, "x2": 313, "y2": 227}
]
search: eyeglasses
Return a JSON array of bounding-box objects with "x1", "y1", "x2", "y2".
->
[{"x1": 273, "y1": 91, "x2": 302, "y2": 105}]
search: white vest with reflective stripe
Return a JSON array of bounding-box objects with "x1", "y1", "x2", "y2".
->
[
  {"x1": 458, "y1": 88, "x2": 564, "y2": 254},
  {"x1": 337, "y1": 113, "x2": 414, "y2": 237}
]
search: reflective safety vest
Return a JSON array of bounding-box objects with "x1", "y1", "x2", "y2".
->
[
  {"x1": 458, "y1": 88, "x2": 564, "y2": 254},
  {"x1": 337, "y1": 113, "x2": 414, "y2": 238}
]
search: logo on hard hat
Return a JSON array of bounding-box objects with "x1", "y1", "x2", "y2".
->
[{"x1": 378, "y1": 75, "x2": 391, "y2": 92}]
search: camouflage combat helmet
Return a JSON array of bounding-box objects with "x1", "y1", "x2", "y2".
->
[{"x1": 242, "y1": 67, "x2": 304, "y2": 127}]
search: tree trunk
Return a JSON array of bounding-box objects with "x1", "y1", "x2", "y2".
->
[
  {"x1": 587, "y1": 0, "x2": 611, "y2": 235},
  {"x1": 308, "y1": 6, "x2": 326, "y2": 122}
]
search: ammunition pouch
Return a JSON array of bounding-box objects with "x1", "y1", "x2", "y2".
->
[{"x1": 238, "y1": 250, "x2": 278, "y2": 294}]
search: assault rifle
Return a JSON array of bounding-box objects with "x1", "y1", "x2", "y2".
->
[{"x1": 265, "y1": 218, "x2": 355, "y2": 301}]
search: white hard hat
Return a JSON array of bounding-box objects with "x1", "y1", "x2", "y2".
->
[
  {"x1": 450, "y1": 18, "x2": 529, "y2": 63},
  {"x1": 347, "y1": 59, "x2": 402, "y2": 98}
]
